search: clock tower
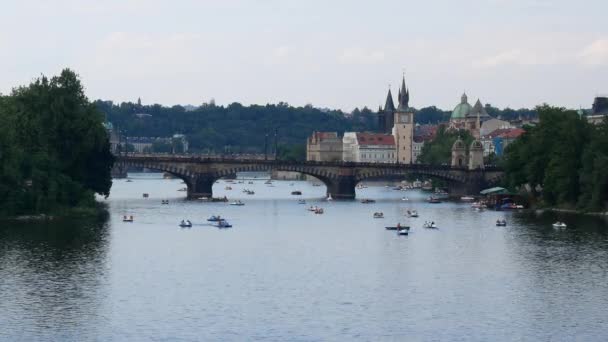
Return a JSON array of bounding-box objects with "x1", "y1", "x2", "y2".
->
[{"x1": 393, "y1": 75, "x2": 414, "y2": 164}]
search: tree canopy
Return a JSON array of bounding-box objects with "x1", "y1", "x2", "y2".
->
[
  {"x1": 417, "y1": 126, "x2": 474, "y2": 165},
  {"x1": 0, "y1": 69, "x2": 114, "y2": 216},
  {"x1": 503, "y1": 105, "x2": 608, "y2": 210}
]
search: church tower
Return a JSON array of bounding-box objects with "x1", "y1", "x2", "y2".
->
[
  {"x1": 393, "y1": 75, "x2": 414, "y2": 164},
  {"x1": 379, "y1": 88, "x2": 395, "y2": 133}
]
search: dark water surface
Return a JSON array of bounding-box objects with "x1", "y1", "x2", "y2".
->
[{"x1": 1, "y1": 174, "x2": 608, "y2": 341}]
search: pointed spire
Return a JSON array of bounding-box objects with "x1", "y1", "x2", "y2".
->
[
  {"x1": 384, "y1": 88, "x2": 395, "y2": 112},
  {"x1": 398, "y1": 73, "x2": 409, "y2": 110},
  {"x1": 461, "y1": 92, "x2": 468, "y2": 104}
]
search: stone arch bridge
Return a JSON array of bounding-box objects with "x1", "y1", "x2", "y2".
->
[{"x1": 115, "y1": 154, "x2": 504, "y2": 199}]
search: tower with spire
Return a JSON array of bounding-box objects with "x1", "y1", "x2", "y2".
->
[
  {"x1": 378, "y1": 88, "x2": 396, "y2": 133},
  {"x1": 393, "y1": 73, "x2": 415, "y2": 164}
]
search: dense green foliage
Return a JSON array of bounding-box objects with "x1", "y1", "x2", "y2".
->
[
  {"x1": 503, "y1": 105, "x2": 608, "y2": 211},
  {"x1": 96, "y1": 99, "x2": 538, "y2": 154},
  {"x1": 97, "y1": 101, "x2": 377, "y2": 154},
  {"x1": 0, "y1": 69, "x2": 114, "y2": 216},
  {"x1": 417, "y1": 127, "x2": 474, "y2": 165}
]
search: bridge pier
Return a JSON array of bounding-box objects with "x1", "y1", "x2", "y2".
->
[
  {"x1": 326, "y1": 177, "x2": 357, "y2": 200},
  {"x1": 187, "y1": 174, "x2": 215, "y2": 199},
  {"x1": 447, "y1": 175, "x2": 488, "y2": 197}
]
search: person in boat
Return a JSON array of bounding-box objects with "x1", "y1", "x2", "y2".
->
[
  {"x1": 181, "y1": 220, "x2": 185, "y2": 225},
  {"x1": 186, "y1": 220, "x2": 191, "y2": 225}
]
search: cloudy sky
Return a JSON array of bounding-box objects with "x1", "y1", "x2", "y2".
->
[{"x1": 1, "y1": 0, "x2": 607, "y2": 111}]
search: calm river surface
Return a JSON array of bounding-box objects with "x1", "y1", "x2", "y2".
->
[{"x1": 1, "y1": 173, "x2": 608, "y2": 341}]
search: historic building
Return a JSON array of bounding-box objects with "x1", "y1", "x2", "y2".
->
[
  {"x1": 378, "y1": 89, "x2": 396, "y2": 134},
  {"x1": 482, "y1": 128, "x2": 525, "y2": 156},
  {"x1": 451, "y1": 136, "x2": 485, "y2": 170},
  {"x1": 342, "y1": 132, "x2": 396, "y2": 163},
  {"x1": 376, "y1": 74, "x2": 415, "y2": 164},
  {"x1": 448, "y1": 93, "x2": 492, "y2": 138},
  {"x1": 587, "y1": 96, "x2": 608, "y2": 125},
  {"x1": 306, "y1": 131, "x2": 343, "y2": 162},
  {"x1": 393, "y1": 77, "x2": 415, "y2": 164}
]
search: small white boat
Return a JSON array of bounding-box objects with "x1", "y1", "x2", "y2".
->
[
  {"x1": 373, "y1": 212, "x2": 384, "y2": 219},
  {"x1": 327, "y1": 194, "x2": 333, "y2": 201},
  {"x1": 407, "y1": 210, "x2": 419, "y2": 218},
  {"x1": 496, "y1": 219, "x2": 507, "y2": 227},
  {"x1": 230, "y1": 200, "x2": 245, "y2": 206},
  {"x1": 552, "y1": 222, "x2": 567, "y2": 228},
  {"x1": 460, "y1": 196, "x2": 475, "y2": 202},
  {"x1": 423, "y1": 221, "x2": 437, "y2": 229},
  {"x1": 179, "y1": 220, "x2": 192, "y2": 228},
  {"x1": 402, "y1": 197, "x2": 409, "y2": 201},
  {"x1": 314, "y1": 207, "x2": 324, "y2": 214},
  {"x1": 122, "y1": 215, "x2": 134, "y2": 222},
  {"x1": 298, "y1": 199, "x2": 306, "y2": 204},
  {"x1": 397, "y1": 229, "x2": 409, "y2": 236}
]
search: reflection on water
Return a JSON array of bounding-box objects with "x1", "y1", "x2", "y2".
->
[
  {"x1": 0, "y1": 216, "x2": 110, "y2": 341},
  {"x1": 1, "y1": 173, "x2": 607, "y2": 341}
]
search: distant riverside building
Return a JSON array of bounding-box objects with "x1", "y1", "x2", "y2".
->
[
  {"x1": 448, "y1": 93, "x2": 491, "y2": 138},
  {"x1": 306, "y1": 132, "x2": 343, "y2": 162},
  {"x1": 342, "y1": 132, "x2": 396, "y2": 163},
  {"x1": 125, "y1": 137, "x2": 155, "y2": 153},
  {"x1": 103, "y1": 122, "x2": 121, "y2": 154},
  {"x1": 125, "y1": 135, "x2": 189, "y2": 153},
  {"x1": 412, "y1": 138, "x2": 425, "y2": 163},
  {"x1": 412, "y1": 124, "x2": 438, "y2": 163},
  {"x1": 482, "y1": 128, "x2": 525, "y2": 156},
  {"x1": 587, "y1": 96, "x2": 608, "y2": 125},
  {"x1": 450, "y1": 136, "x2": 484, "y2": 170},
  {"x1": 480, "y1": 117, "x2": 512, "y2": 136},
  {"x1": 392, "y1": 76, "x2": 415, "y2": 164}
]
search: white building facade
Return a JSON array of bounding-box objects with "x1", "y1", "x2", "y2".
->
[{"x1": 342, "y1": 132, "x2": 396, "y2": 163}]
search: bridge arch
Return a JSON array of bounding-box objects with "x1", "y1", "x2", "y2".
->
[{"x1": 115, "y1": 155, "x2": 504, "y2": 199}]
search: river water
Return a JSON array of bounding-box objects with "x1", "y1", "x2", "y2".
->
[{"x1": 1, "y1": 173, "x2": 608, "y2": 341}]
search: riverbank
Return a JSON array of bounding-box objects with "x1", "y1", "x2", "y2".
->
[{"x1": 535, "y1": 208, "x2": 608, "y2": 217}]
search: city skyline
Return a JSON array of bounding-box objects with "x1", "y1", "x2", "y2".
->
[{"x1": 1, "y1": 0, "x2": 607, "y2": 111}]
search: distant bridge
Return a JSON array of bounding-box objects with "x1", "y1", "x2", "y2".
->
[{"x1": 114, "y1": 154, "x2": 504, "y2": 199}]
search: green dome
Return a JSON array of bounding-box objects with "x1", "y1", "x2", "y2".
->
[{"x1": 451, "y1": 93, "x2": 472, "y2": 120}]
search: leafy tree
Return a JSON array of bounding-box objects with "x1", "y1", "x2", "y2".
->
[
  {"x1": 417, "y1": 126, "x2": 474, "y2": 165},
  {"x1": 0, "y1": 69, "x2": 113, "y2": 216},
  {"x1": 503, "y1": 105, "x2": 606, "y2": 210}
]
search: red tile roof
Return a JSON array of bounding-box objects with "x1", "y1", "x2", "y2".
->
[
  {"x1": 356, "y1": 132, "x2": 395, "y2": 146},
  {"x1": 485, "y1": 128, "x2": 525, "y2": 139}
]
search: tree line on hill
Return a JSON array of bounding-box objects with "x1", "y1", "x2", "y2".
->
[
  {"x1": 0, "y1": 69, "x2": 114, "y2": 217},
  {"x1": 96, "y1": 100, "x2": 539, "y2": 156},
  {"x1": 503, "y1": 105, "x2": 608, "y2": 211}
]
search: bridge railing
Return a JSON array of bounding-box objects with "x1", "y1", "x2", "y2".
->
[{"x1": 116, "y1": 153, "x2": 504, "y2": 172}]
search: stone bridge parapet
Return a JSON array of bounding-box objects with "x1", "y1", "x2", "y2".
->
[{"x1": 116, "y1": 154, "x2": 504, "y2": 199}]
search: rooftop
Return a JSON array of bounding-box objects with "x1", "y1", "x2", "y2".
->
[{"x1": 356, "y1": 132, "x2": 395, "y2": 146}]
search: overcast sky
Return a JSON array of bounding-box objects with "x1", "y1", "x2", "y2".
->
[{"x1": 1, "y1": 0, "x2": 607, "y2": 111}]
